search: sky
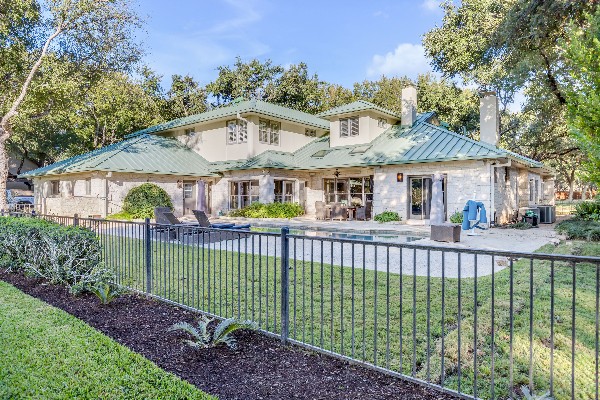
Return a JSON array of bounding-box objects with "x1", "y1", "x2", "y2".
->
[{"x1": 138, "y1": 0, "x2": 446, "y2": 89}]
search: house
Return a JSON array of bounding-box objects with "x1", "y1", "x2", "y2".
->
[
  {"x1": 21, "y1": 88, "x2": 555, "y2": 224},
  {"x1": 8, "y1": 152, "x2": 37, "y2": 191}
]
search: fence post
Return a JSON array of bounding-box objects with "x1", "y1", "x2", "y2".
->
[
  {"x1": 73, "y1": 213, "x2": 79, "y2": 227},
  {"x1": 145, "y1": 218, "x2": 152, "y2": 294},
  {"x1": 280, "y1": 226, "x2": 290, "y2": 344}
]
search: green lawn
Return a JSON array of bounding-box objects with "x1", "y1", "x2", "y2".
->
[
  {"x1": 104, "y1": 233, "x2": 600, "y2": 400},
  {"x1": 0, "y1": 281, "x2": 215, "y2": 400}
]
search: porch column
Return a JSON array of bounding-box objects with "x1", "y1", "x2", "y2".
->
[{"x1": 259, "y1": 174, "x2": 274, "y2": 203}]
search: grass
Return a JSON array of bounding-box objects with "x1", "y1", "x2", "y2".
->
[
  {"x1": 0, "y1": 280, "x2": 215, "y2": 400},
  {"x1": 102, "y1": 231, "x2": 600, "y2": 399}
]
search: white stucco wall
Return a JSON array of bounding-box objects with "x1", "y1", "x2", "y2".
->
[{"x1": 329, "y1": 111, "x2": 397, "y2": 148}]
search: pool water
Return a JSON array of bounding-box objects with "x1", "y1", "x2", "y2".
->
[{"x1": 251, "y1": 227, "x2": 425, "y2": 243}]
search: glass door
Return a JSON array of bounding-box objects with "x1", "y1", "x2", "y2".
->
[{"x1": 409, "y1": 177, "x2": 433, "y2": 220}]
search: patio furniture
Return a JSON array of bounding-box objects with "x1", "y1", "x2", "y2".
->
[
  {"x1": 192, "y1": 210, "x2": 239, "y2": 229},
  {"x1": 355, "y1": 206, "x2": 367, "y2": 221},
  {"x1": 365, "y1": 201, "x2": 373, "y2": 220},
  {"x1": 331, "y1": 203, "x2": 347, "y2": 221},
  {"x1": 154, "y1": 207, "x2": 172, "y2": 225},
  {"x1": 431, "y1": 223, "x2": 461, "y2": 242},
  {"x1": 315, "y1": 201, "x2": 328, "y2": 220}
]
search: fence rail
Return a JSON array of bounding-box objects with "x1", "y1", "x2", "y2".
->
[{"x1": 2, "y1": 211, "x2": 600, "y2": 400}]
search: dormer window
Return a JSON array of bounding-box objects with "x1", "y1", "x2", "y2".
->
[
  {"x1": 227, "y1": 119, "x2": 247, "y2": 144},
  {"x1": 340, "y1": 116, "x2": 359, "y2": 138},
  {"x1": 378, "y1": 118, "x2": 388, "y2": 128},
  {"x1": 305, "y1": 128, "x2": 317, "y2": 137},
  {"x1": 259, "y1": 119, "x2": 280, "y2": 145}
]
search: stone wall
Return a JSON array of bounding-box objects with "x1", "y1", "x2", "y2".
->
[{"x1": 374, "y1": 161, "x2": 492, "y2": 222}]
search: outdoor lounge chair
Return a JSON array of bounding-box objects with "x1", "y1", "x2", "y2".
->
[
  {"x1": 192, "y1": 210, "x2": 246, "y2": 229},
  {"x1": 154, "y1": 207, "x2": 172, "y2": 224},
  {"x1": 315, "y1": 201, "x2": 328, "y2": 220}
]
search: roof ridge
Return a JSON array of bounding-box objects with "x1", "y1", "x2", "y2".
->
[{"x1": 420, "y1": 121, "x2": 505, "y2": 155}]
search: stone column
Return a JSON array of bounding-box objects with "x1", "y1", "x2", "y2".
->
[
  {"x1": 430, "y1": 173, "x2": 445, "y2": 224},
  {"x1": 259, "y1": 173, "x2": 274, "y2": 203}
]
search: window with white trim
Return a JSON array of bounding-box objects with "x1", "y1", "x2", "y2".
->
[
  {"x1": 259, "y1": 119, "x2": 280, "y2": 145},
  {"x1": 305, "y1": 128, "x2": 317, "y2": 137},
  {"x1": 226, "y1": 119, "x2": 247, "y2": 144},
  {"x1": 340, "y1": 116, "x2": 359, "y2": 137},
  {"x1": 50, "y1": 180, "x2": 60, "y2": 196},
  {"x1": 85, "y1": 178, "x2": 91, "y2": 196}
]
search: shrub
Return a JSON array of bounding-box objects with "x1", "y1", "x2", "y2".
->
[
  {"x1": 374, "y1": 210, "x2": 401, "y2": 223},
  {"x1": 228, "y1": 202, "x2": 304, "y2": 218},
  {"x1": 0, "y1": 217, "x2": 110, "y2": 292},
  {"x1": 556, "y1": 219, "x2": 600, "y2": 241},
  {"x1": 449, "y1": 210, "x2": 463, "y2": 224},
  {"x1": 574, "y1": 200, "x2": 600, "y2": 221},
  {"x1": 121, "y1": 183, "x2": 173, "y2": 219},
  {"x1": 169, "y1": 315, "x2": 257, "y2": 350}
]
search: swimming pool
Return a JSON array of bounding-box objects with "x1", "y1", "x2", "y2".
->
[{"x1": 250, "y1": 227, "x2": 425, "y2": 243}]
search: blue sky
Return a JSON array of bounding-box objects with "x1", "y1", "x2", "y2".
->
[{"x1": 139, "y1": 0, "x2": 445, "y2": 88}]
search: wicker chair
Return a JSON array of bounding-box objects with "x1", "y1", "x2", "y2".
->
[
  {"x1": 315, "y1": 201, "x2": 328, "y2": 220},
  {"x1": 331, "y1": 203, "x2": 347, "y2": 221},
  {"x1": 355, "y1": 206, "x2": 367, "y2": 221}
]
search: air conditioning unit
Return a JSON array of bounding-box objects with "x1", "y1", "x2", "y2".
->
[{"x1": 538, "y1": 205, "x2": 556, "y2": 224}]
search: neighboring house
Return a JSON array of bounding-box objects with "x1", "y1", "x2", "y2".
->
[
  {"x1": 21, "y1": 89, "x2": 554, "y2": 224},
  {"x1": 8, "y1": 153, "x2": 37, "y2": 191}
]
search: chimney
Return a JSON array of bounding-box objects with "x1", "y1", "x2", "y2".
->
[
  {"x1": 401, "y1": 85, "x2": 417, "y2": 127},
  {"x1": 479, "y1": 91, "x2": 499, "y2": 147}
]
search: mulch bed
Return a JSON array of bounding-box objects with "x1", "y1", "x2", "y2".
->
[{"x1": 0, "y1": 271, "x2": 454, "y2": 400}]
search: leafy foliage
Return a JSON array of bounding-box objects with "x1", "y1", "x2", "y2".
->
[
  {"x1": 556, "y1": 219, "x2": 600, "y2": 241},
  {"x1": 228, "y1": 202, "x2": 304, "y2": 219},
  {"x1": 169, "y1": 315, "x2": 257, "y2": 350},
  {"x1": 449, "y1": 210, "x2": 464, "y2": 224},
  {"x1": 89, "y1": 282, "x2": 126, "y2": 305},
  {"x1": 564, "y1": 9, "x2": 600, "y2": 186},
  {"x1": 373, "y1": 210, "x2": 401, "y2": 223},
  {"x1": 122, "y1": 183, "x2": 173, "y2": 219},
  {"x1": 574, "y1": 200, "x2": 600, "y2": 221},
  {"x1": 0, "y1": 216, "x2": 109, "y2": 292}
]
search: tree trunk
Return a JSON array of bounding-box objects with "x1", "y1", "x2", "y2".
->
[{"x1": 0, "y1": 131, "x2": 9, "y2": 211}]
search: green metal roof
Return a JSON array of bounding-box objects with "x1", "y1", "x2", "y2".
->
[
  {"x1": 130, "y1": 99, "x2": 329, "y2": 137},
  {"x1": 22, "y1": 108, "x2": 545, "y2": 179},
  {"x1": 317, "y1": 100, "x2": 401, "y2": 120},
  {"x1": 21, "y1": 134, "x2": 217, "y2": 178},
  {"x1": 224, "y1": 113, "x2": 544, "y2": 171}
]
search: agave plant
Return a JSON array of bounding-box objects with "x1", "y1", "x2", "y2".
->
[
  {"x1": 519, "y1": 386, "x2": 553, "y2": 400},
  {"x1": 169, "y1": 316, "x2": 257, "y2": 350},
  {"x1": 89, "y1": 282, "x2": 126, "y2": 305}
]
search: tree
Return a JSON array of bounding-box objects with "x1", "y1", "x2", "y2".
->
[
  {"x1": 206, "y1": 57, "x2": 284, "y2": 106},
  {"x1": 422, "y1": 0, "x2": 596, "y2": 188},
  {"x1": 265, "y1": 63, "x2": 324, "y2": 114},
  {"x1": 162, "y1": 74, "x2": 208, "y2": 121},
  {"x1": 564, "y1": 9, "x2": 600, "y2": 186},
  {"x1": 0, "y1": 0, "x2": 142, "y2": 209}
]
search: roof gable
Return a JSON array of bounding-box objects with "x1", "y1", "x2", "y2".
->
[{"x1": 317, "y1": 100, "x2": 401, "y2": 120}]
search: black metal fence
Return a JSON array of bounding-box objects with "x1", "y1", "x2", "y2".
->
[{"x1": 3, "y1": 211, "x2": 600, "y2": 400}]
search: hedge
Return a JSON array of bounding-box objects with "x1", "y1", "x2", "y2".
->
[
  {"x1": 0, "y1": 217, "x2": 108, "y2": 292},
  {"x1": 228, "y1": 202, "x2": 304, "y2": 218},
  {"x1": 120, "y1": 183, "x2": 173, "y2": 219}
]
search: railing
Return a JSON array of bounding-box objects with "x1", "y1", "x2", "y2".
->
[{"x1": 3, "y1": 211, "x2": 600, "y2": 400}]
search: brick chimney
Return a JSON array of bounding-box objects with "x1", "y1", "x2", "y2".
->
[
  {"x1": 480, "y1": 91, "x2": 499, "y2": 147},
  {"x1": 401, "y1": 85, "x2": 417, "y2": 127}
]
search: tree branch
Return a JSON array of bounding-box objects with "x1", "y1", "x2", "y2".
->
[{"x1": 540, "y1": 50, "x2": 567, "y2": 105}]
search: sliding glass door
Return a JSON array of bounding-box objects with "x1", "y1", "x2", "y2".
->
[{"x1": 409, "y1": 177, "x2": 433, "y2": 220}]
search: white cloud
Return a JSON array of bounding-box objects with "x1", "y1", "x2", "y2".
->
[
  {"x1": 421, "y1": 0, "x2": 442, "y2": 12},
  {"x1": 367, "y1": 43, "x2": 431, "y2": 80}
]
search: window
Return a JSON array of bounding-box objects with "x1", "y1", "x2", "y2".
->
[
  {"x1": 50, "y1": 180, "x2": 60, "y2": 196},
  {"x1": 183, "y1": 182, "x2": 194, "y2": 199},
  {"x1": 324, "y1": 176, "x2": 373, "y2": 205},
  {"x1": 226, "y1": 119, "x2": 247, "y2": 144},
  {"x1": 259, "y1": 119, "x2": 280, "y2": 145},
  {"x1": 184, "y1": 127, "x2": 195, "y2": 136},
  {"x1": 504, "y1": 167, "x2": 510, "y2": 183},
  {"x1": 340, "y1": 116, "x2": 359, "y2": 137},
  {"x1": 274, "y1": 180, "x2": 294, "y2": 203},
  {"x1": 305, "y1": 128, "x2": 317, "y2": 137},
  {"x1": 529, "y1": 179, "x2": 535, "y2": 202},
  {"x1": 85, "y1": 178, "x2": 91, "y2": 196},
  {"x1": 311, "y1": 149, "x2": 331, "y2": 158},
  {"x1": 378, "y1": 117, "x2": 388, "y2": 128},
  {"x1": 230, "y1": 180, "x2": 259, "y2": 209}
]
